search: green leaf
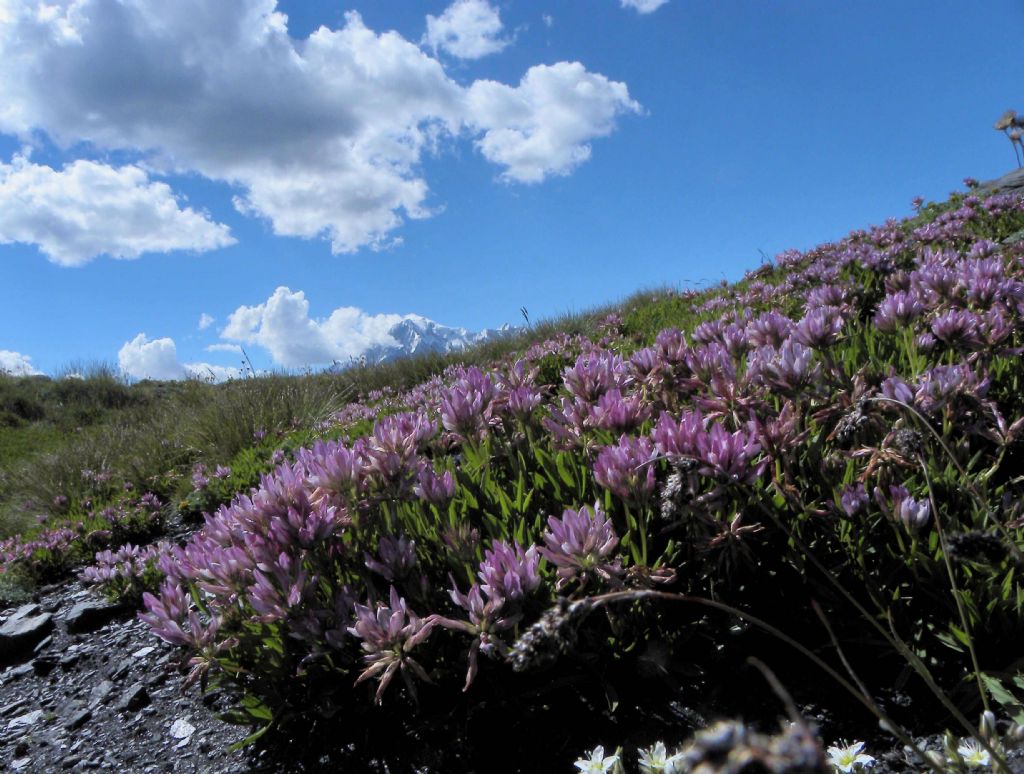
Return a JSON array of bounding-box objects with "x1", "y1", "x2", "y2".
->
[
  {"x1": 948, "y1": 624, "x2": 973, "y2": 649},
  {"x1": 554, "y1": 453, "x2": 576, "y2": 489},
  {"x1": 934, "y1": 630, "x2": 965, "y2": 653},
  {"x1": 240, "y1": 694, "x2": 274, "y2": 721},
  {"x1": 229, "y1": 722, "x2": 273, "y2": 751}
]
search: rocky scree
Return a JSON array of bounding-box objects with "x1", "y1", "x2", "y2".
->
[{"x1": 0, "y1": 582, "x2": 254, "y2": 773}]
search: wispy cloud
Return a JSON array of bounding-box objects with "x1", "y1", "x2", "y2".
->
[{"x1": 620, "y1": 0, "x2": 670, "y2": 13}]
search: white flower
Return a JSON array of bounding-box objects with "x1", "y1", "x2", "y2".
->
[
  {"x1": 575, "y1": 745, "x2": 620, "y2": 773},
  {"x1": 638, "y1": 740, "x2": 684, "y2": 773},
  {"x1": 957, "y1": 738, "x2": 991, "y2": 768},
  {"x1": 826, "y1": 740, "x2": 875, "y2": 772}
]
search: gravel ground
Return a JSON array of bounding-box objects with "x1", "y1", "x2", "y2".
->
[{"x1": 0, "y1": 582, "x2": 258, "y2": 773}]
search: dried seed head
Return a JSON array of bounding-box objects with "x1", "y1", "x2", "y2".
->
[
  {"x1": 995, "y1": 109, "x2": 1017, "y2": 131},
  {"x1": 660, "y1": 470, "x2": 684, "y2": 521},
  {"x1": 675, "y1": 719, "x2": 828, "y2": 772},
  {"x1": 888, "y1": 428, "x2": 923, "y2": 458},
  {"x1": 947, "y1": 530, "x2": 1009, "y2": 565},
  {"x1": 507, "y1": 597, "x2": 593, "y2": 672},
  {"x1": 833, "y1": 408, "x2": 868, "y2": 445}
]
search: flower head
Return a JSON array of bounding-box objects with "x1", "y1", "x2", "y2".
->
[
  {"x1": 439, "y1": 367, "x2": 497, "y2": 443},
  {"x1": 478, "y1": 539, "x2": 541, "y2": 601},
  {"x1": 956, "y1": 738, "x2": 991, "y2": 768},
  {"x1": 348, "y1": 586, "x2": 435, "y2": 703},
  {"x1": 638, "y1": 740, "x2": 684, "y2": 773},
  {"x1": 746, "y1": 340, "x2": 820, "y2": 396},
  {"x1": 539, "y1": 503, "x2": 622, "y2": 590},
  {"x1": 696, "y1": 422, "x2": 764, "y2": 485},
  {"x1": 563, "y1": 352, "x2": 631, "y2": 403},
  {"x1": 593, "y1": 435, "x2": 657, "y2": 507},
  {"x1": 575, "y1": 745, "x2": 620, "y2": 773},
  {"x1": 590, "y1": 389, "x2": 651, "y2": 433},
  {"x1": 826, "y1": 740, "x2": 875, "y2": 772}
]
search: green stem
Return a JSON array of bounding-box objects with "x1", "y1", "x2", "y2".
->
[
  {"x1": 917, "y1": 453, "x2": 990, "y2": 715},
  {"x1": 589, "y1": 589, "x2": 927, "y2": 761},
  {"x1": 754, "y1": 497, "x2": 996, "y2": 752}
]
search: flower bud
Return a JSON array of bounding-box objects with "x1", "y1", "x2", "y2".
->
[{"x1": 979, "y1": 710, "x2": 997, "y2": 742}]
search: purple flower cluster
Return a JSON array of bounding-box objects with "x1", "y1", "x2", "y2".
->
[
  {"x1": 112, "y1": 181, "x2": 1024, "y2": 730},
  {"x1": 539, "y1": 503, "x2": 623, "y2": 590}
]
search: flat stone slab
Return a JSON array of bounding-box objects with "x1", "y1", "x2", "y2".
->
[
  {"x1": 6, "y1": 709, "x2": 43, "y2": 731},
  {"x1": 977, "y1": 167, "x2": 1024, "y2": 199},
  {"x1": 0, "y1": 606, "x2": 54, "y2": 666},
  {"x1": 115, "y1": 682, "x2": 149, "y2": 712},
  {"x1": 63, "y1": 601, "x2": 122, "y2": 634}
]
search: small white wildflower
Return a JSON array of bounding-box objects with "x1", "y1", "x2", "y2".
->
[
  {"x1": 826, "y1": 739, "x2": 875, "y2": 772},
  {"x1": 957, "y1": 738, "x2": 991, "y2": 768},
  {"x1": 574, "y1": 745, "x2": 620, "y2": 773},
  {"x1": 638, "y1": 740, "x2": 684, "y2": 773}
]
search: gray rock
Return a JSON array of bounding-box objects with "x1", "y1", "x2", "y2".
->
[
  {"x1": 64, "y1": 601, "x2": 122, "y2": 634},
  {"x1": 88, "y1": 680, "x2": 115, "y2": 708},
  {"x1": 169, "y1": 717, "x2": 195, "y2": 740},
  {"x1": 115, "y1": 682, "x2": 149, "y2": 712},
  {"x1": 976, "y1": 167, "x2": 1024, "y2": 199},
  {"x1": 6, "y1": 709, "x2": 43, "y2": 731},
  {"x1": 64, "y1": 706, "x2": 92, "y2": 730},
  {"x1": 0, "y1": 698, "x2": 28, "y2": 717},
  {"x1": 0, "y1": 605, "x2": 54, "y2": 665},
  {"x1": 32, "y1": 653, "x2": 59, "y2": 676},
  {"x1": 2, "y1": 663, "x2": 32, "y2": 682},
  {"x1": 3, "y1": 604, "x2": 40, "y2": 619}
]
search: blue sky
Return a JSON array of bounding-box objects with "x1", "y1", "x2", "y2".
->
[{"x1": 1, "y1": 0, "x2": 1022, "y2": 379}]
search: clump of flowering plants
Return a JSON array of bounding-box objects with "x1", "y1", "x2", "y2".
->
[
  {"x1": 124, "y1": 184, "x2": 1024, "y2": 766},
  {"x1": 0, "y1": 490, "x2": 165, "y2": 582},
  {"x1": 79, "y1": 541, "x2": 169, "y2": 606}
]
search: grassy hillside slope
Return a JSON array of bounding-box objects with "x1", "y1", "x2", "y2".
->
[{"x1": 4, "y1": 177, "x2": 1024, "y2": 771}]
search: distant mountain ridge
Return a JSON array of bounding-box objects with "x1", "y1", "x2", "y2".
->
[{"x1": 356, "y1": 315, "x2": 519, "y2": 366}]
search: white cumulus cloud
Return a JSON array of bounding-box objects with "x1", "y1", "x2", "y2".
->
[
  {"x1": 0, "y1": 349, "x2": 42, "y2": 376},
  {"x1": 620, "y1": 0, "x2": 670, "y2": 13},
  {"x1": 118, "y1": 333, "x2": 241, "y2": 381},
  {"x1": 424, "y1": 0, "x2": 510, "y2": 60},
  {"x1": 205, "y1": 342, "x2": 242, "y2": 354},
  {"x1": 118, "y1": 334, "x2": 188, "y2": 380},
  {"x1": 222, "y1": 286, "x2": 419, "y2": 368},
  {"x1": 0, "y1": 2, "x2": 640, "y2": 254},
  {"x1": 198, "y1": 313, "x2": 215, "y2": 330},
  {"x1": 0, "y1": 156, "x2": 234, "y2": 265},
  {"x1": 466, "y1": 62, "x2": 643, "y2": 183}
]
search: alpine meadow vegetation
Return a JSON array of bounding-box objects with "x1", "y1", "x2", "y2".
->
[{"x1": 4, "y1": 178, "x2": 1024, "y2": 771}]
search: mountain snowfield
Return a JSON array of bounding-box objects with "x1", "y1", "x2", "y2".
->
[{"x1": 357, "y1": 316, "x2": 518, "y2": 366}]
